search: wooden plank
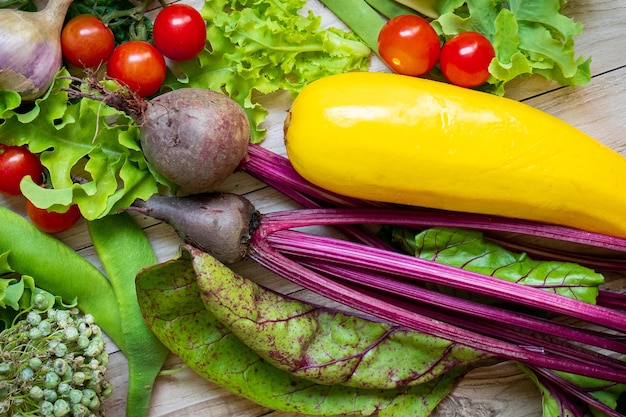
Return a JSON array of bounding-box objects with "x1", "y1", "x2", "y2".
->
[{"x1": 2, "y1": 0, "x2": 625, "y2": 416}]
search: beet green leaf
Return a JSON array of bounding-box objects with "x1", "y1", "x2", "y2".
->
[
  {"x1": 136, "y1": 246, "x2": 481, "y2": 416},
  {"x1": 390, "y1": 227, "x2": 603, "y2": 304},
  {"x1": 193, "y1": 245, "x2": 488, "y2": 389}
]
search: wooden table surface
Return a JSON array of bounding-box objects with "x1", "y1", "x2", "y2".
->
[{"x1": 2, "y1": 0, "x2": 626, "y2": 416}]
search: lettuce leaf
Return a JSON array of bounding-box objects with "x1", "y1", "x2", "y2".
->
[
  {"x1": 431, "y1": 0, "x2": 591, "y2": 94},
  {"x1": 164, "y1": 0, "x2": 371, "y2": 143},
  {"x1": 0, "y1": 70, "x2": 159, "y2": 220}
]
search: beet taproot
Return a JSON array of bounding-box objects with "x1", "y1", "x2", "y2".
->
[
  {"x1": 64, "y1": 78, "x2": 250, "y2": 195},
  {"x1": 140, "y1": 88, "x2": 250, "y2": 195},
  {"x1": 128, "y1": 193, "x2": 259, "y2": 264}
]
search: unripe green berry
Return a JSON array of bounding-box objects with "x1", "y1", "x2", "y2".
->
[
  {"x1": 43, "y1": 388, "x2": 58, "y2": 402},
  {"x1": 80, "y1": 388, "x2": 96, "y2": 407},
  {"x1": 0, "y1": 362, "x2": 11, "y2": 374},
  {"x1": 77, "y1": 322, "x2": 92, "y2": 338},
  {"x1": 38, "y1": 320, "x2": 52, "y2": 336},
  {"x1": 32, "y1": 293, "x2": 50, "y2": 310},
  {"x1": 63, "y1": 326, "x2": 79, "y2": 342},
  {"x1": 68, "y1": 389, "x2": 83, "y2": 405},
  {"x1": 76, "y1": 335, "x2": 90, "y2": 350},
  {"x1": 47, "y1": 308, "x2": 58, "y2": 321},
  {"x1": 40, "y1": 400, "x2": 54, "y2": 415},
  {"x1": 53, "y1": 398, "x2": 70, "y2": 416},
  {"x1": 84, "y1": 337, "x2": 103, "y2": 357},
  {"x1": 29, "y1": 385, "x2": 44, "y2": 401},
  {"x1": 28, "y1": 357, "x2": 43, "y2": 371},
  {"x1": 44, "y1": 371, "x2": 61, "y2": 389},
  {"x1": 26, "y1": 311, "x2": 42, "y2": 326},
  {"x1": 71, "y1": 403, "x2": 89, "y2": 417},
  {"x1": 57, "y1": 382, "x2": 71, "y2": 396},
  {"x1": 53, "y1": 359, "x2": 67, "y2": 376},
  {"x1": 73, "y1": 371, "x2": 87, "y2": 386},
  {"x1": 86, "y1": 395, "x2": 100, "y2": 411},
  {"x1": 18, "y1": 367, "x2": 34, "y2": 381},
  {"x1": 28, "y1": 327, "x2": 43, "y2": 340}
]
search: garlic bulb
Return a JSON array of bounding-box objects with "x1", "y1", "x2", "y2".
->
[{"x1": 0, "y1": 0, "x2": 73, "y2": 101}]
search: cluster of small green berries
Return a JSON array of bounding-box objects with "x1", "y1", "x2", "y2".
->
[{"x1": 0, "y1": 307, "x2": 112, "y2": 417}]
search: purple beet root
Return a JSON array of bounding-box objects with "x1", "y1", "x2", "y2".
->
[
  {"x1": 129, "y1": 193, "x2": 259, "y2": 264},
  {"x1": 140, "y1": 88, "x2": 251, "y2": 195}
]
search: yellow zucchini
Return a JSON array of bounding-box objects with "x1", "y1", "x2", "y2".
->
[{"x1": 284, "y1": 71, "x2": 626, "y2": 238}]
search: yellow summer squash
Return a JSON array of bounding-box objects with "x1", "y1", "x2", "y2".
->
[{"x1": 284, "y1": 71, "x2": 626, "y2": 238}]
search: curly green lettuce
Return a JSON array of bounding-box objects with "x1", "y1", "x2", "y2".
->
[
  {"x1": 428, "y1": 0, "x2": 591, "y2": 94},
  {"x1": 0, "y1": 73, "x2": 159, "y2": 220}
]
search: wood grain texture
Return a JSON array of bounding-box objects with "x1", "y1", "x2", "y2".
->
[{"x1": 2, "y1": 0, "x2": 625, "y2": 416}]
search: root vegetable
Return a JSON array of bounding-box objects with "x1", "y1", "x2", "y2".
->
[
  {"x1": 64, "y1": 79, "x2": 251, "y2": 196},
  {"x1": 132, "y1": 143, "x2": 626, "y2": 415},
  {"x1": 128, "y1": 193, "x2": 260, "y2": 264},
  {"x1": 139, "y1": 88, "x2": 250, "y2": 195}
]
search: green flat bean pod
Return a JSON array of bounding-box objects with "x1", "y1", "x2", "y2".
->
[
  {"x1": 88, "y1": 212, "x2": 169, "y2": 417},
  {"x1": 0, "y1": 206, "x2": 124, "y2": 349}
]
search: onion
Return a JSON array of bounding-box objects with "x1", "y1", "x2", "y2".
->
[{"x1": 0, "y1": 0, "x2": 73, "y2": 101}]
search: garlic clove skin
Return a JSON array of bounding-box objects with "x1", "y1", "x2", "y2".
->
[{"x1": 0, "y1": 0, "x2": 73, "y2": 101}]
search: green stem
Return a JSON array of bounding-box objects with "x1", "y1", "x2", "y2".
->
[
  {"x1": 88, "y1": 212, "x2": 169, "y2": 417},
  {"x1": 319, "y1": 0, "x2": 386, "y2": 55}
]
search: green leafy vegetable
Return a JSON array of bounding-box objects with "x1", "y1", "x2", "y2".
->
[
  {"x1": 136, "y1": 246, "x2": 476, "y2": 416},
  {"x1": 165, "y1": 0, "x2": 371, "y2": 143},
  {"x1": 388, "y1": 227, "x2": 626, "y2": 415},
  {"x1": 0, "y1": 0, "x2": 370, "y2": 215},
  {"x1": 389, "y1": 227, "x2": 604, "y2": 303},
  {"x1": 430, "y1": 0, "x2": 591, "y2": 94},
  {"x1": 316, "y1": 0, "x2": 387, "y2": 56},
  {"x1": 0, "y1": 205, "x2": 167, "y2": 417},
  {"x1": 194, "y1": 245, "x2": 488, "y2": 389},
  {"x1": 0, "y1": 206, "x2": 124, "y2": 346},
  {"x1": 520, "y1": 365, "x2": 626, "y2": 417},
  {"x1": 0, "y1": 70, "x2": 160, "y2": 220},
  {"x1": 323, "y1": 0, "x2": 590, "y2": 94}
]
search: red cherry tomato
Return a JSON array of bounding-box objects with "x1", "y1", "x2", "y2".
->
[
  {"x1": 26, "y1": 200, "x2": 81, "y2": 234},
  {"x1": 153, "y1": 4, "x2": 207, "y2": 61},
  {"x1": 0, "y1": 144, "x2": 44, "y2": 195},
  {"x1": 61, "y1": 14, "x2": 115, "y2": 69},
  {"x1": 106, "y1": 41, "x2": 167, "y2": 97},
  {"x1": 377, "y1": 15, "x2": 441, "y2": 77},
  {"x1": 440, "y1": 32, "x2": 495, "y2": 88}
]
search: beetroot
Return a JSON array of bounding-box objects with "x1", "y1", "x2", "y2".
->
[
  {"x1": 139, "y1": 88, "x2": 250, "y2": 195},
  {"x1": 128, "y1": 193, "x2": 259, "y2": 264},
  {"x1": 64, "y1": 77, "x2": 250, "y2": 195}
]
